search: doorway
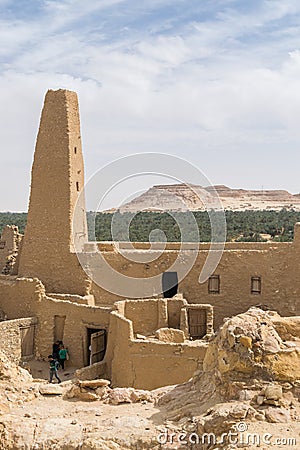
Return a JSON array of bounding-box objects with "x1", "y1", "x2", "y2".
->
[
  {"x1": 188, "y1": 309, "x2": 207, "y2": 340},
  {"x1": 20, "y1": 324, "x2": 35, "y2": 358},
  {"x1": 86, "y1": 328, "x2": 106, "y2": 365},
  {"x1": 54, "y1": 315, "x2": 66, "y2": 343},
  {"x1": 162, "y1": 272, "x2": 178, "y2": 298}
]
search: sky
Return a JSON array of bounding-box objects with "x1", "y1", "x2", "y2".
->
[{"x1": 1, "y1": 0, "x2": 300, "y2": 211}]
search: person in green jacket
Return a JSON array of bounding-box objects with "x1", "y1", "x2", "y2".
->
[
  {"x1": 48, "y1": 355, "x2": 61, "y2": 383},
  {"x1": 58, "y1": 344, "x2": 68, "y2": 370}
]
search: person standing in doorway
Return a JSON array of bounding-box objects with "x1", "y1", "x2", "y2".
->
[
  {"x1": 48, "y1": 355, "x2": 61, "y2": 383},
  {"x1": 52, "y1": 340, "x2": 60, "y2": 360},
  {"x1": 58, "y1": 344, "x2": 68, "y2": 370}
]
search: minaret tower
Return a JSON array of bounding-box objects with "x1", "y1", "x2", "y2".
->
[{"x1": 18, "y1": 89, "x2": 88, "y2": 293}]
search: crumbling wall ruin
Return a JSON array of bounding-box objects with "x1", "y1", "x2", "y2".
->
[
  {"x1": 105, "y1": 298, "x2": 208, "y2": 390},
  {"x1": 0, "y1": 226, "x2": 22, "y2": 275},
  {"x1": 0, "y1": 317, "x2": 37, "y2": 364},
  {"x1": 0, "y1": 276, "x2": 111, "y2": 368}
]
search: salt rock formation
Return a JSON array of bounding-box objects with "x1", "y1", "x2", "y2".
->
[
  {"x1": 0, "y1": 350, "x2": 36, "y2": 414},
  {"x1": 159, "y1": 308, "x2": 300, "y2": 442},
  {"x1": 203, "y1": 307, "x2": 300, "y2": 382}
]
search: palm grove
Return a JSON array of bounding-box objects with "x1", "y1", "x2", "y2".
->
[{"x1": 1, "y1": 209, "x2": 300, "y2": 242}]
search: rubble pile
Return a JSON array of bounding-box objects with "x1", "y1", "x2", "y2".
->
[
  {"x1": 0, "y1": 350, "x2": 37, "y2": 413},
  {"x1": 158, "y1": 307, "x2": 300, "y2": 447}
]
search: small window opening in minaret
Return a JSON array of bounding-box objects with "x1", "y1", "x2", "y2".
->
[
  {"x1": 74, "y1": 147, "x2": 77, "y2": 154},
  {"x1": 76, "y1": 181, "x2": 80, "y2": 192}
]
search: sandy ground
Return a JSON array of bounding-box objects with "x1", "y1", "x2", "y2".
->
[
  {"x1": 28, "y1": 359, "x2": 77, "y2": 382},
  {"x1": 4, "y1": 389, "x2": 300, "y2": 450},
  {"x1": 5, "y1": 360, "x2": 166, "y2": 448},
  {"x1": 3, "y1": 383, "x2": 168, "y2": 449},
  {"x1": 2, "y1": 348, "x2": 300, "y2": 448}
]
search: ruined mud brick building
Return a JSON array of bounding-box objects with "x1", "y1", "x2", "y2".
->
[{"x1": 0, "y1": 89, "x2": 300, "y2": 389}]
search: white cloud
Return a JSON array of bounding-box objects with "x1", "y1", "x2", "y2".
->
[{"x1": 2, "y1": 0, "x2": 300, "y2": 210}]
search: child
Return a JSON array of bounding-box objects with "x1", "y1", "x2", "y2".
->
[
  {"x1": 48, "y1": 355, "x2": 61, "y2": 383},
  {"x1": 58, "y1": 344, "x2": 68, "y2": 370}
]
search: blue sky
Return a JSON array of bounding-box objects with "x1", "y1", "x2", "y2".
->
[{"x1": 1, "y1": 0, "x2": 300, "y2": 210}]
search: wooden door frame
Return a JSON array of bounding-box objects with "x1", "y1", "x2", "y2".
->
[
  {"x1": 180, "y1": 304, "x2": 214, "y2": 340},
  {"x1": 84, "y1": 326, "x2": 107, "y2": 366},
  {"x1": 90, "y1": 329, "x2": 106, "y2": 364},
  {"x1": 188, "y1": 308, "x2": 207, "y2": 339},
  {"x1": 20, "y1": 324, "x2": 36, "y2": 359}
]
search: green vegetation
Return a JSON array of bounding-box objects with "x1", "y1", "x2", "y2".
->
[
  {"x1": 1, "y1": 209, "x2": 300, "y2": 242},
  {"x1": 0, "y1": 213, "x2": 27, "y2": 235},
  {"x1": 89, "y1": 209, "x2": 300, "y2": 242}
]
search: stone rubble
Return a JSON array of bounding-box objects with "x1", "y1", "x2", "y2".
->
[
  {"x1": 65, "y1": 379, "x2": 154, "y2": 405},
  {"x1": 156, "y1": 307, "x2": 300, "y2": 448}
]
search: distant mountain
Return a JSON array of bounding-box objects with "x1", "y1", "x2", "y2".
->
[{"x1": 109, "y1": 184, "x2": 300, "y2": 212}]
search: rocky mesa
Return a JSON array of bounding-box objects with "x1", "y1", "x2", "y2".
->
[{"x1": 115, "y1": 184, "x2": 300, "y2": 212}]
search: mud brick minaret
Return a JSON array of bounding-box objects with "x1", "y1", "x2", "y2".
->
[{"x1": 18, "y1": 90, "x2": 88, "y2": 293}]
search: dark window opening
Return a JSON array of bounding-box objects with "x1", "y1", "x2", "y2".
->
[
  {"x1": 76, "y1": 181, "x2": 79, "y2": 192},
  {"x1": 162, "y1": 272, "x2": 178, "y2": 298},
  {"x1": 208, "y1": 275, "x2": 220, "y2": 294},
  {"x1": 74, "y1": 147, "x2": 77, "y2": 154},
  {"x1": 251, "y1": 276, "x2": 261, "y2": 294}
]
